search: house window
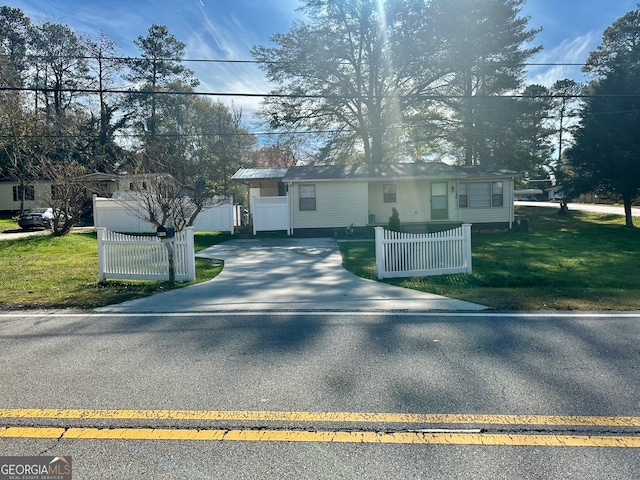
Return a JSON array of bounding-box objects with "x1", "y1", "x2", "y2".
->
[
  {"x1": 492, "y1": 181, "x2": 504, "y2": 207},
  {"x1": 299, "y1": 184, "x2": 316, "y2": 211},
  {"x1": 130, "y1": 181, "x2": 147, "y2": 191},
  {"x1": 13, "y1": 185, "x2": 35, "y2": 202},
  {"x1": 458, "y1": 183, "x2": 468, "y2": 208},
  {"x1": 383, "y1": 184, "x2": 396, "y2": 203},
  {"x1": 469, "y1": 182, "x2": 491, "y2": 207},
  {"x1": 459, "y1": 182, "x2": 504, "y2": 208},
  {"x1": 431, "y1": 182, "x2": 449, "y2": 220}
]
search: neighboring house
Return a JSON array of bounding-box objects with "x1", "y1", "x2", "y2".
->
[
  {"x1": 233, "y1": 163, "x2": 516, "y2": 236},
  {"x1": 0, "y1": 172, "x2": 122, "y2": 214},
  {"x1": 0, "y1": 179, "x2": 54, "y2": 214}
]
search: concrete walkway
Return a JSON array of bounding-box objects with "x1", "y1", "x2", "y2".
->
[{"x1": 95, "y1": 238, "x2": 487, "y2": 313}]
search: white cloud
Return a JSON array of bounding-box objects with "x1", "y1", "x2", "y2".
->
[{"x1": 528, "y1": 31, "x2": 599, "y2": 86}]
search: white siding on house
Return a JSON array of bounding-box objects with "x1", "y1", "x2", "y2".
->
[
  {"x1": 248, "y1": 184, "x2": 280, "y2": 200},
  {"x1": 456, "y1": 206, "x2": 511, "y2": 224},
  {"x1": 453, "y1": 178, "x2": 514, "y2": 225},
  {"x1": 291, "y1": 181, "x2": 368, "y2": 228},
  {"x1": 0, "y1": 181, "x2": 52, "y2": 212},
  {"x1": 368, "y1": 180, "x2": 458, "y2": 224}
]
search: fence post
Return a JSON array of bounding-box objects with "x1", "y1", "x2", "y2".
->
[
  {"x1": 96, "y1": 227, "x2": 107, "y2": 283},
  {"x1": 374, "y1": 227, "x2": 385, "y2": 280},
  {"x1": 186, "y1": 227, "x2": 196, "y2": 281},
  {"x1": 462, "y1": 223, "x2": 472, "y2": 273},
  {"x1": 227, "y1": 199, "x2": 234, "y2": 235},
  {"x1": 92, "y1": 194, "x2": 99, "y2": 228},
  {"x1": 251, "y1": 196, "x2": 257, "y2": 236}
]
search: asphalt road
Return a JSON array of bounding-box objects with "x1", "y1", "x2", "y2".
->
[{"x1": 1, "y1": 311, "x2": 640, "y2": 479}]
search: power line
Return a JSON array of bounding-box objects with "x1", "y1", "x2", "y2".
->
[
  {"x1": 2, "y1": 85, "x2": 640, "y2": 100},
  {"x1": 0, "y1": 53, "x2": 598, "y2": 67}
]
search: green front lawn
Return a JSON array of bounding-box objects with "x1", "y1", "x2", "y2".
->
[
  {"x1": 0, "y1": 227, "x2": 231, "y2": 310},
  {"x1": 1, "y1": 207, "x2": 638, "y2": 311},
  {"x1": 0, "y1": 215, "x2": 18, "y2": 232},
  {"x1": 339, "y1": 206, "x2": 640, "y2": 310}
]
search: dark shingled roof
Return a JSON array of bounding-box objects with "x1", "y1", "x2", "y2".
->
[
  {"x1": 230, "y1": 164, "x2": 516, "y2": 183},
  {"x1": 282, "y1": 163, "x2": 515, "y2": 182}
]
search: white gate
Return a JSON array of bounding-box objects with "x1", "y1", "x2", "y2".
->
[
  {"x1": 375, "y1": 225, "x2": 472, "y2": 279},
  {"x1": 252, "y1": 196, "x2": 290, "y2": 235}
]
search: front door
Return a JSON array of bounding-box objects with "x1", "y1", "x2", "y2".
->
[{"x1": 431, "y1": 182, "x2": 448, "y2": 220}]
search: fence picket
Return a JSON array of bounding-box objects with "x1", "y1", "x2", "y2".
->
[{"x1": 374, "y1": 225, "x2": 472, "y2": 279}]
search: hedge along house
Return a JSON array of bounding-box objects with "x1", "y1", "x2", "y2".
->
[{"x1": 233, "y1": 163, "x2": 516, "y2": 236}]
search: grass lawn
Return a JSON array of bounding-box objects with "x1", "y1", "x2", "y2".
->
[
  {"x1": 0, "y1": 215, "x2": 19, "y2": 233},
  {"x1": 0, "y1": 224, "x2": 232, "y2": 310},
  {"x1": 1, "y1": 207, "x2": 638, "y2": 311},
  {"x1": 339, "y1": 206, "x2": 640, "y2": 311}
]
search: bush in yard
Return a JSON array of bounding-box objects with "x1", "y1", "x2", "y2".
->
[{"x1": 388, "y1": 207, "x2": 401, "y2": 232}]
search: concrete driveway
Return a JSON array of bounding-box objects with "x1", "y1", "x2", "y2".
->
[{"x1": 96, "y1": 238, "x2": 487, "y2": 313}]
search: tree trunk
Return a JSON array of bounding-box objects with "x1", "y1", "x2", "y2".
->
[
  {"x1": 623, "y1": 197, "x2": 635, "y2": 228},
  {"x1": 463, "y1": 67, "x2": 474, "y2": 166},
  {"x1": 370, "y1": 133, "x2": 384, "y2": 164}
]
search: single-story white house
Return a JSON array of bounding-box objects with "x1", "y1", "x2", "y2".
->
[{"x1": 233, "y1": 163, "x2": 516, "y2": 236}]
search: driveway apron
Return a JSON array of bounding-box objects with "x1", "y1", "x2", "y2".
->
[{"x1": 95, "y1": 238, "x2": 487, "y2": 313}]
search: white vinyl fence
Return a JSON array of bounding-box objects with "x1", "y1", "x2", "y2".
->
[
  {"x1": 97, "y1": 227, "x2": 196, "y2": 282},
  {"x1": 252, "y1": 196, "x2": 290, "y2": 235},
  {"x1": 93, "y1": 195, "x2": 234, "y2": 234},
  {"x1": 374, "y1": 225, "x2": 472, "y2": 279}
]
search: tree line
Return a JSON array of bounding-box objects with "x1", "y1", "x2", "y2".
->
[
  {"x1": 253, "y1": 0, "x2": 584, "y2": 176},
  {"x1": 254, "y1": 0, "x2": 639, "y2": 226},
  {"x1": 1, "y1": 1, "x2": 639, "y2": 230},
  {"x1": 0, "y1": 7, "x2": 256, "y2": 234}
]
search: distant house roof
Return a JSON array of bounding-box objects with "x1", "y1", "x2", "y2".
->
[
  {"x1": 77, "y1": 172, "x2": 120, "y2": 182},
  {"x1": 232, "y1": 168, "x2": 289, "y2": 181},
  {"x1": 282, "y1": 163, "x2": 515, "y2": 182}
]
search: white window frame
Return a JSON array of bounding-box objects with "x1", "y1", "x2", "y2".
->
[
  {"x1": 299, "y1": 184, "x2": 316, "y2": 211},
  {"x1": 458, "y1": 181, "x2": 504, "y2": 208},
  {"x1": 383, "y1": 184, "x2": 397, "y2": 203}
]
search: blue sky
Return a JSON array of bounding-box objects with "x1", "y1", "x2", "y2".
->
[{"x1": 5, "y1": 0, "x2": 639, "y2": 118}]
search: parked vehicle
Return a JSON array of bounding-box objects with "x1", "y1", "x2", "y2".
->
[{"x1": 17, "y1": 208, "x2": 54, "y2": 230}]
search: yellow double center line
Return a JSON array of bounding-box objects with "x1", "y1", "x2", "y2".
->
[{"x1": 1, "y1": 409, "x2": 640, "y2": 447}]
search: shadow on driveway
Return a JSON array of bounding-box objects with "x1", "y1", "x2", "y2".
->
[{"x1": 95, "y1": 238, "x2": 487, "y2": 313}]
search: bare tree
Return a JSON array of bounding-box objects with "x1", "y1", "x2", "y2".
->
[{"x1": 26, "y1": 154, "x2": 89, "y2": 236}]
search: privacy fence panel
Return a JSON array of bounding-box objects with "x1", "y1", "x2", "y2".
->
[
  {"x1": 97, "y1": 227, "x2": 195, "y2": 282},
  {"x1": 93, "y1": 195, "x2": 234, "y2": 234},
  {"x1": 374, "y1": 225, "x2": 472, "y2": 279},
  {"x1": 252, "y1": 196, "x2": 290, "y2": 234}
]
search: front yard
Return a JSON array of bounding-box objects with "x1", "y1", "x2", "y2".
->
[
  {"x1": 1, "y1": 206, "x2": 638, "y2": 311},
  {"x1": 340, "y1": 206, "x2": 640, "y2": 310},
  {"x1": 0, "y1": 225, "x2": 230, "y2": 310}
]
